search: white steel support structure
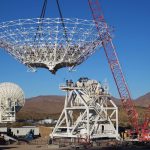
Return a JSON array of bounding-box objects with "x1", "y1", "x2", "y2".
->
[{"x1": 51, "y1": 78, "x2": 119, "y2": 141}]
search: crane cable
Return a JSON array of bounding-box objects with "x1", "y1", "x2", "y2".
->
[
  {"x1": 34, "y1": 0, "x2": 69, "y2": 44},
  {"x1": 56, "y1": 0, "x2": 69, "y2": 43},
  {"x1": 40, "y1": 0, "x2": 47, "y2": 18},
  {"x1": 34, "y1": 0, "x2": 48, "y2": 42}
]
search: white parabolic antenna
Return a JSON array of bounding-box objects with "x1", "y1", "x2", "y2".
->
[
  {"x1": 0, "y1": 82, "x2": 25, "y2": 123},
  {"x1": 0, "y1": 18, "x2": 107, "y2": 73}
]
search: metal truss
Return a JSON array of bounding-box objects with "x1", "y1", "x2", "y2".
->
[
  {"x1": 51, "y1": 78, "x2": 119, "y2": 141},
  {"x1": 0, "y1": 82, "x2": 25, "y2": 123},
  {"x1": 0, "y1": 18, "x2": 107, "y2": 73},
  {"x1": 88, "y1": 0, "x2": 139, "y2": 132}
]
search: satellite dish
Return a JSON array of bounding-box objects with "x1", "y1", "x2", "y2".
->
[
  {"x1": 0, "y1": 82, "x2": 25, "y2": 123},
  {"x1": 0, "y1": 18, "x2": 107, "y2": 74}
]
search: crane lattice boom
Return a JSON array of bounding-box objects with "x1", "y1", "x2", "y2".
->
[
  {"x1": 142, "y1": 105, "x2": 150, "y2": 130},
  {"x1": 88, "y1": 0, "x2": 139, "y2": 131}
]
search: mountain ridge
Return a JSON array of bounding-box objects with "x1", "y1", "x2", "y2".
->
[{"x1": 17, "y1": 92, "x2": 150, "y2": 120}]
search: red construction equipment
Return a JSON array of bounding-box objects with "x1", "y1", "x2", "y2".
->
[
  {"x1": 88, "y1": 0, "x2": 138, "y2": 131},
  {"x1": 140, "y1": 105, "x2": 150, "y2": 141},
  {"x1": 143, "y1": 105, "x2": 150, "y2": 130},
  {"x1": 88, "y1": 0, "x2": 149, "y2": 141}
]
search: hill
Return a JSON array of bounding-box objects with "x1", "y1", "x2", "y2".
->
[
  {"x1": 24, "y1": 95, "x2": 65, "y2": 114},
  {"x1": 17, "y1": 95, "x2": 65, "y2": 120},
  {"x1": 17, "y1": 93, "x2": 150, "y2": 125},
  {"x1": 112, "y1": 92, "x2": 150, "y2": 107},
  {"x1": 135, "y1": 92, "x2": 150, "y2": 107}
]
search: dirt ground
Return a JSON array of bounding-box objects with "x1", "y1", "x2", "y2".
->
[
  {"x1": 39, "y1": 126, "x2": 53, "y2": 138},
  {"x1": 0, "y1": 144, "x2": 150, "y2": 150},
  {"x1": 0, "y1": 145, "x2": 58, "y2": 150}
]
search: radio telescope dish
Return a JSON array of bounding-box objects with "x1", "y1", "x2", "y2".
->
[
  {"x1": 0, "y1": 82, "x2": 25, "y2": 123},
  {"x1": 0, "y1": 18, "x2": 107, "y2": 73}
]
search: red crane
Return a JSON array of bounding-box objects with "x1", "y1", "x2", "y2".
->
[
  {"x1": 143, "y1": 105, "x2": 150, "y2": 129},
  {"x1": 140, "y1": 105, "x2": 150, "y2": 141},
  {"x1": 88, "y1": 0, "x2": 139, "y2": 133}
]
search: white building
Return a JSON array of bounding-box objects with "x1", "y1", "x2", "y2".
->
[
  {"x1": 38, "y1": 119, "x2": 54, "y2": 124},
  {"x1": 11, "y1": 126, "x2": 39, "y2": 137},
  {"x1": 0, "y1": 126, "x2": 39, "y2": 137}
]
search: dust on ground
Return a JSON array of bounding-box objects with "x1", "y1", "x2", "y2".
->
[{"x1": 0, "y1": 144, "x2": 150, "y2": 150}]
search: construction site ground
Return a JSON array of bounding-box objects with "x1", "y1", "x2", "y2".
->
[
  {"x1": 0, "y1": 126, "x2": 149, "y2": 149},
  {"x1": 0, "y1": 144, "x2": 150, "y2": 150}
]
